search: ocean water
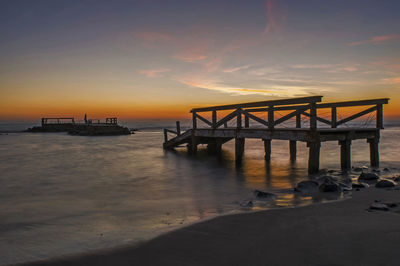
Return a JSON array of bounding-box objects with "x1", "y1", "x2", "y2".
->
[{"x1": 0, "y1": 122, "x2": 400, "y2": 265}]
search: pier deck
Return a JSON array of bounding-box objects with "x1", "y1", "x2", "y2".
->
[{"x1": 163, "y1": 96, "x2": 389, "y2": 173}]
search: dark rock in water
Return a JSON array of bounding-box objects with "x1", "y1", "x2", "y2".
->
[
  {"x1": 327, "y1": 170, "x2": 335, "y2": 173},
  {"x1": 369, "y1": 202, "x2": 389, "y2": 211},
  {"x1": 358, "y1": 172, "x2": 379, "y2": 181},
  {"x1": 353, "y1": 167, "x2": 363, "y2": 172},
  {"x1": 253, "y1": 190, "x2": 276, "y2": 199},
  {"x1": 339, "y1": 182, "x2": 352, "y2": 191},
  {"x1": 319, "y1": 181, "x2": 342, "y2": 193},
  {"x1": 240, "y1": 200, "x2": 253, "y2": 207},
  {"x1": 375, "y1": 179, "x2": 396, "y2": 188},
  {"x1": 315, "y1": 175, "x2": 337, "y2": 184},
  {"x1": 294, "y1": 180, "x2": 319, "y2": 193},
  {"x1": 383, "y1": 202, "x2": 398, "y2": 208},
  {"x1": 352, "y1": 182, "x2": 369, "y2": 189},
  {"x1": 372, "y1": 169, "x2": 381, "y2": 173},
  {"x1": 393, "y1": 176, "x2": 400, "y2": 182},
  {"x1": 342, "y1": 177, "x2": 353, "y2": 184},
  {"x1": 383, "y1": 168, "x2": 390, "y2": 172}
]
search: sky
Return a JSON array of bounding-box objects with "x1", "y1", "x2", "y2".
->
[{"x1": 0, "y1": 0, "x2": 399, "y2": 120}]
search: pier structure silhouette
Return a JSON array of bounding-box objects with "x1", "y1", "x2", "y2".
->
[{"x1": 163, "y1": 96, "x2": 389, "y2": 173}]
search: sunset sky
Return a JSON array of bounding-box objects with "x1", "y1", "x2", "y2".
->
[{"x1": 1, "y1": 0, "x2": 399, "y2": 120}]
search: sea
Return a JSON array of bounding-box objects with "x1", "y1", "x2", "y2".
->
[{"x1": 1, "y1": 120, "x2": 400, "y2": 265}]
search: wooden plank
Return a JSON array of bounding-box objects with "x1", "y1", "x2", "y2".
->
[
  {"x1": 268, "y1": 105, "x2": 274, "y2": 129},
  {"x1": 196, "y1": 113, "x2": 213, "y2": 127},
  {"x1": 244, "y1": 114, "x2": 250, "y2": 128},
  {"x1": 316, "y1": 98, "x2": 389, "y2": 108},
  {"x1": 192, "y1": 112, "x2": 197, "y2": 129},
  {"x1": 242, "y1": 110, "x2": 269, "y2": 127},
  {"x1": 336, "y1": 106, "x2": 377, "y2": 126},
  {"x1": 309, "y1": 103, "x2": 317, "y2": 130},
  {"x1": 176, "y1": 121, "x2": 181, "y2": 135},
  {"x1": 214, "y1": 109, "x2": 239, "y2": 128},
  {"x1": 191, "y1": 96, "x2": 323, "y2": 112},
  {"x1": 245, "y1": 104, "x2": 309, "y2": 112},
  {"x1": 296, "y1": 114, "x2": 301, "y2": 128},
  {"x1": 212, "y1": 110, "x2": 217, "y2": 127},
  {"x1": 237, "y1": 110, "x2": 242, "y2": 129},
  {"x1": 274, "y1": 106, "x2": 309, "y2": 126}
]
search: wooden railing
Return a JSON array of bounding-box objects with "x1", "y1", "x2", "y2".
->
[{"x1": 190, "y1": 96, "x2": 389, "y2": 130}]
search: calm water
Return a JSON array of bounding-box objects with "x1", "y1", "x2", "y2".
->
[{"x1": 0, "y1": 122, "x2": 400, "y2": 265}]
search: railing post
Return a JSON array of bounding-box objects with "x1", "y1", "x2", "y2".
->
[
  {"x1": 245, "y1": 114, "x2": 249, "y2": 128},
  {"x1": 163, "y1": 129, "x2": 168, "y2": 143},
  {"x1": 212, "y1": 110, "x2": 217, "y2": 129},
  {"x1": 192, "y1": 112, "x2": 197, "y2": 129},
  {"x1": 237, "y1": 109, "x2": 242, "y2": 129},
  {"x1": 296, "y1": 113, "x2": 301, "y2": 128},
  {"x1": 376, "y1": 104, "x2": 383, "y2": 129},
  {"x1": 224, "y1": 122, "x2": 228, "y2": 128},
  {"x1": 268, "y1": 105, "x2": 274, "y2": 129},
  {"x1": 176, "y1": 121, "x2": 181, "y2": 135},
  {"x1": 331, "y1": 107, "x2": 337, "y2": 128},
  {"x1": 310, "y1": 102, "x2": 317, "y2": 130}
]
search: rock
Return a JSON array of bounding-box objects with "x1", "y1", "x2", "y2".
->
[
  {"x1": 327, "y1": 170, "x2": 335, "y2": 173},
  {"x1": 375, "y1": 179, "x2": 396, "y2": 188},
  {"x1": 240, "y1": 200, "x2": 253, "y2": 207},
  {"x1": 383, "y1": 168, "x2": 390, "y2": 172},
  {"x1": 294, "y1": 180, "x2": 319, "y2": 193},
  {"x1": 372, "y1": 169, "x2": 381, "y2": 173},
  {"x1": 352, "y1": 182, "x2": 370, "y2": 188},
  {"x1": 393, "y1": 176, "x2": 400, "y2": 182},
  {"x1": 315, "y1": 175, "x2": 337, "y2": 184},
  {"x1": 369, "y1": 202, "x2": 389, "y2": 211},
  {"x1": 253, "y1": 190, "x2": 276, "y2": 199},
  {"x1": 383, "y1": 202, "x2": 398, "y2": 208},
  {"x1": 358, "y1": 172, "x2": 379, "y2": 181},
  {"x1": 353, "y1": 167, "x2": 363, "y2": 172},
  {"x1": 339, "y1": 182, "x2": 352, "y2": 191},
  {"x1": 319, "y1": 181, "x2": 342, "y2": 193}
]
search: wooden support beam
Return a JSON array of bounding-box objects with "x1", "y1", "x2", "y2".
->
[
  {"x1": 307, "y1": 141, "x2": 321, "y2": 174},
  {"x1": 244, "y1": 114, "x2": 250, "y2": 128},
  {"x1": 192, "y1": 112, "x2": 197, "y2": 129},
  {"x1": 237, "y1": 109, "x2": 242, "y2": 129},
  {"x1": 302, "y1": 111, "x2": 331, "y2": 126},
  {"x1": 331, "y1": 107, "x2": 337, "y2": 128},
  {"x1": 176, "y1": 121, "x2": 181, "y2": 135},
  {"x1": 216, "y1": 138, "x2": 223, "y2": 156},
  {"x1": 212, "y1": 110, "x2": 217, "y2": 128},
  {"x1": 241, "y1": 110, "x2": 269, "y2": 127},
  {"x1": 224, "y1": 122, "x2": 228, "y2": 128},
  {"x1": 376, "y1": 104, "x2": 383, "y2": 129},
  {"x1": 296, "y1": 114, "x2": 301, "y2": 128},
  {"x1": 189, "y1": 134, "x2": 198, "y2": 155},
  {"x1": 235, "y1": 138, "x2": 245, "y2": 165},
  {"x1": 274, "y1": 106, "x2": 309, "y2": 126},
  {"x1": 339, "y1": 140, "x2": 351, "y2": 170},
  {"x1": 196, "y1": 114, "x2": 213, "y2": 127},
  {"x1": 214, "y1": 109, "x2": 239, "y2": 128},
  {"x1": 368, "y1": 138, "x2": 379, "y2": 167},
  {"x1": 263, "y1": 139, "x2": 271, "y2": 162},
  {"x1": 309, "y1": 103, "x2": 317, "y2": 130},
  {"x1": 336, "y1": 106, "x2": 377, "y2": 126},
  {"x1": 268, "y1": 105, "x2": 274, "y2": 130},
  {"x1": 290, "y1": 140, "x2": 296, "y2": 161},
  {"x1": 163, "y1": 129, "x2": 168, "y2": 143}
]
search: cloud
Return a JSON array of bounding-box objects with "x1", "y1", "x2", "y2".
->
[
  {"x1": 263, "y1": 0, "x2": 286, "y2": 35},
  {"x1": 348, "y1": 34, "x2": 400, "y2": 46},
  {"x1": 139, "y1": 69, "x2": 170, "y2": 78},
  {"x1": 132, "y1": 31, "x2": 172, "y2": 48},
  {"x1": 291, "y1": 64, "x2": 333, "y2": 69},
  {"x1": 381, "y1": 77, "x2": 400, "y2": 84},
  {"x1": 291, "y1": 64, "x2": 358, "y2": 72},
  {"x1": 223, "y1": 65, "x2": 251, "y2": 73}
]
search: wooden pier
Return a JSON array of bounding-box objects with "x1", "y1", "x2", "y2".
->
[{"x1": 163, "y1": 96, "x2": 389, "y2": 173}]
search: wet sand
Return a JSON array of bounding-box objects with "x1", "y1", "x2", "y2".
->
[{"x1": 23, "y1": 187, "x2": 400, "y2": 266}]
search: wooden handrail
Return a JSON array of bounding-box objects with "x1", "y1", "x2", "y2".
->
[{"x1": 191, "y1": 96, "x2": 323, "y2": 112}]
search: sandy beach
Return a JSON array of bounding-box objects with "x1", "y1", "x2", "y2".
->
[{"x1": 22, "y1": 187, "x2": 400, "y2": 266}]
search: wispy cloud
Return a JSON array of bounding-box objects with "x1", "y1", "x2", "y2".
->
[
  {"x1": 263, "y1": 0, "x2": 286, "y2": 35},
  {"x1": 348, "y1": 34, "x2": 400, "y2": 46},
  {"x1": 291, "y1": 64, "x2": 358, "y2": 72},
  {"x1": 132, "y1": 31, "x2": 172, "y2": 48},
  {"x1": 223, "y1": 65, "x2": 251, "y2": 73},
  {"x1": 139, "y1": 68, "x2": 170, "y2": 78},
  {"x1": 381, "y1": 76, "x2": 400, "y2": 84}
]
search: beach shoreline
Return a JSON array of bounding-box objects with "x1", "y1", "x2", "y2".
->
[{"x1": 21, "y1": 187, "x2": 400, "y2": 266}]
